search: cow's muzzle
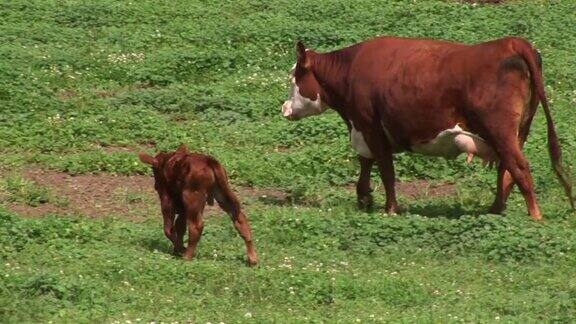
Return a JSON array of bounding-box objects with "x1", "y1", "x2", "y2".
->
[{"x1": 281, "y1": 101, "x2": 296, "y2": 120}]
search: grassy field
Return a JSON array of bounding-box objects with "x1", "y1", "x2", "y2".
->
[{"x1": 1, "y1": 0, "x2": 576, "y2": 322}]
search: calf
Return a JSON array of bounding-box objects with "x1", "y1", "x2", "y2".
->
[{"x1": 139, "y1": 145, "x2": 258, "y2": 266}]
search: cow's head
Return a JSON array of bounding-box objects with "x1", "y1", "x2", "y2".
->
[{"x1": 281, "y1": 41, "x2": 328, "y2": 121}]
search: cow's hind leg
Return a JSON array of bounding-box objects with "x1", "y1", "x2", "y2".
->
[
  {"x1": 214, "y1": 188, "x2": 258, "y2": 266},
  {"x1": 482, "y1": 88, "x2": 541, "y2": 220},
  {"x1": 489, "y1": 80, "x2": 539, "y2": 215},
  {"x1": 181, "y1": 190, "x2": 206, "y2": 260},
  {"x1": 494, "y1": 137, "x2": 541, "y2": 220},
  {"x1": 357, "y1": 156, "x2": 374, "y2": 210},
  {"x1": 489, "y1": 118, "x2": 536, "y2": 214},
  {"x1": 489, "y1": 165, "x2": 515, "y2": 214}
]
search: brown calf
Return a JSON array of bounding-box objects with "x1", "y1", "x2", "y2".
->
[{"x1": 139, "y1": 145, "x2": 258, "y2": 266}]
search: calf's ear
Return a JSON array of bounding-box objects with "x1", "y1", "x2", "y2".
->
[{"x1": 138, "y1": 153, "x2": 158, "y2": 167}]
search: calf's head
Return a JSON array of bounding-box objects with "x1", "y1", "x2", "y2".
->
[
  {"x1": 281, "y1": 41, "x2": 327, "y2": 121},
  {"x1": 138, "y1": 144, "x2": 188, "y2": 193}
]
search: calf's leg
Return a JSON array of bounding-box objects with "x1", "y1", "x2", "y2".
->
[
  {"x1": 215, "y1": 189, "x2": 258, "y2": 266},
  {"x1": 172, "y1": 214, "x2": 187, "y2": 255},
  {"x1": 181, "y1": 190, "x2": 206, "y2": 260},
  {"x1": 160, "y1": 196, "x2": 180, "y2": 250}
]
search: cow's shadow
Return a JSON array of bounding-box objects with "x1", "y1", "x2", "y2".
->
[
  {"x1": 363, "y1": 199, "x2": 488, "y2": 219},
  {"x1": 404, "y1": 201, "x2": 487, "y2": 219}
]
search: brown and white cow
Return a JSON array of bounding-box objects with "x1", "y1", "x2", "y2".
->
[
  {"x1": 139, "y1": 145, "x2": 258, "y2": 266},
  {"x1": 281, "y1": 36, "x2": 574, "y2": 220}
]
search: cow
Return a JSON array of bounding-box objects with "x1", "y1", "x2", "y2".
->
[
  {"x1": 139, "y1": 145, "x2": 258, "y2": 266},
  {"x1": 281, "y1": 36, "x2": 574, "y2": 220}
]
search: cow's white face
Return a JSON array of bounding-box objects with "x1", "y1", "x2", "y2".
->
[
  {"x1": 281, "y1": 42, "x2": 327, "y2": 121},
  {"x1": 281, "y1": 65, "x2": 326, "y2": 121}
]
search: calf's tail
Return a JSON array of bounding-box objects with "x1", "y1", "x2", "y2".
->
[{"x1": 513, "y1": 38, "x2": 574, "y2": 209}]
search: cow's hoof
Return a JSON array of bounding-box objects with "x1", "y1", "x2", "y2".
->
[
  {"x1": 384, "y1": 203, "x2": 401, "y2": 215},
  {"x1": 488, "y1": 203, "x2": 505, "y2": 215},
  {"x1": 172, "y1": 247, "x2": 185, "y2": 256},
  {"x1": 357, "y1": 195, "x2": 374, "y2": 211}
]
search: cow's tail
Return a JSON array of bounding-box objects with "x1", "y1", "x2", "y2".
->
[
  {"x1": 211, "y1": 159, "x2": 241, "y2": 219},
  {"x1": 513, "y1": 38, "x2": 574, "y2": 209}
]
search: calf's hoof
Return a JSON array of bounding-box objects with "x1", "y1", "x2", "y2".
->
[
  {"x1": 182, "y1": 251, "x2": 195, "y2": 261},
  {"x1": 247, "y1": 257, "x2": 259, "y2": 267}
]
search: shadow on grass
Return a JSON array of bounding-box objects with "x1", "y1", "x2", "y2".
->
[
  {"x1": 360, "y1": 199, "x2": 490, "y2": 219},
  {"x1": 140, "y1": 236, "x2": 175, "y2": 256},
  {"x1": 256, "y1": 195, "x2": 293, "y2": 206},
  {"x1": 405, "y1": 201, "x2": 488, "y2": 219}
]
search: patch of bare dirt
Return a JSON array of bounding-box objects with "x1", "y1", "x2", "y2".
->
[
  {"x1": 395, "y1": 180, "x2": 456, "y2": 200},
  {"x1": 6, "y1": 203, "x2": 69, "y2": 218},
  {"x1": 346, "y1": 179, "x2": 456, "y2": 200},
  {"x1": 95, "y1": 83, "x2": 155, "y2": 99},
  {"x1": 90, "y1": 142, "x2": 157, "y2": 155},
  {"x1": 56, "y1": 89, "x2": 78, "y2": 101},
  {"x1": 5, "y1": 168, "x2": 451, "y2": 219},
  {"x1": 460, "y1": 0, "x2": 504, "y2": 4},
  {"x1": 6, "y1": 168, "x2": 289, "y2": 220},
  {"x1": 13, "y1": 168, "x2": 157, "y2": 220}
]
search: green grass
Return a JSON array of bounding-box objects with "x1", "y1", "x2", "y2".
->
[
  {"x1": 1, "y1": 0, "x2": 576, "y2": 322},
  {"x1": 2, "y1": 208, "x2": 576, "y2": 322},
  {"x1": 0, "y1": 175, "x2": 68, "y2": 208}
]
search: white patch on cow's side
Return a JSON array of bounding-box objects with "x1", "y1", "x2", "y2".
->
[
  {"x1": 350, "y1": 121, "x2": 373, "y2": 158},
  {"x1": 411, "y1": 125, "x2": 497, "y2": 162},
  {"x1": 281, "y1": 65, "x2": 327, "y2": 121}
]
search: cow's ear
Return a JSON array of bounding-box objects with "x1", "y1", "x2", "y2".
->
[
  {"x1": 138, "y1": 153, "x2": 158, "y2": 167},
  {"x1": 176, "y1": 144, "x2": 188, "y2": 154},
  {"x1": 296, "y1": 41, "x2": 306, "y2": 60},
  {"x1": 296, "y1": 41, "x2": 310, "y2": 68}
]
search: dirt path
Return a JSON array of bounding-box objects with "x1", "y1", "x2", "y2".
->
[
  {"x1": 3, "y1": 168, "x2": 455, "y2": 219},
  {"x1": 4, "y1": 168, "x2": 289, "y2": 220}
]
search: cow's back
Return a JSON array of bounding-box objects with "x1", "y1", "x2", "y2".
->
[{"x1": 347, "y1": 37, "x2": 529, "y2": 146}]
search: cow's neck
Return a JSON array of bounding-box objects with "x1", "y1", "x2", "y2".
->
[{"x1": 310, "y1": 49, "x2": 356, "y2": 114}]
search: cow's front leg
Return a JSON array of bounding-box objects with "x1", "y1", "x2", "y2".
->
[
  {"x1": 356, "y1": 156, "x2": 374, "y2": 210},
  {"x1": 362, "y1": 128, "x2": 399, "y2": 215},
  {"x1": 376, "y1": 150, "x2": 399, "y2": 214}
]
